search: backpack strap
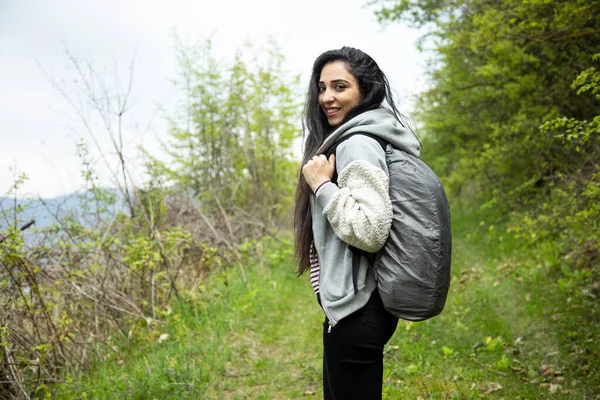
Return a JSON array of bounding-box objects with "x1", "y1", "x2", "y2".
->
[
  {"x1": 348, "y1": 245, "x2": 377, "y2": 294},
  {"x1": 324, "y1": 132, "x2": 388, "y2": 185},
  {"x1": 325, "y1": 132, "x2": 388, "y2": 157}
]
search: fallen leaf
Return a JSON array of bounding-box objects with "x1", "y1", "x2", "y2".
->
[
  {"x1": 540, "y1": 365, "x2": 555, "y2": 376},
  {"x1": 541, "y1": 383, "x2": 560, "y2": 393},
  {"x1": 483, "y1": 382, "x2": 503, "y2": 394},
  {"x1": 158, "y1": 333, "x2": 169, "y2": 343},
  {"x1": 514, "y1": 336, "x2": 523, "y2": 345},
  {"x1": 509, "y1": 366, "x2": 525, "y2": 374}
]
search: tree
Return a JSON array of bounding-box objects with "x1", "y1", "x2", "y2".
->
[
  {"x1": 371, "y1": 0, "x2": 600, "y2": 217},
  {"x1": 44, "y1": 48, "x2": 139, "y2": 218},
  {"x1": 155, "y1": 38, "x2": 302, "y2": 234}
]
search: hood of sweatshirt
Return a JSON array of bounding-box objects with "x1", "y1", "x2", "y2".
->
[{"x1": 316, "y1": 108, "x2": 421, "y2": 158}]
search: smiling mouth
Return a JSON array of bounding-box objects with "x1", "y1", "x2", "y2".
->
[{"x1": 325, "y1": 108, "x2": 341, "y2": 116}]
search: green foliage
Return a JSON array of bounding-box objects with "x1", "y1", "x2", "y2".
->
[
  {"x1": 506, "y1": 55, "x2": 600, "y2": 277},
  {"x1": 76, "y1": 139, "x2": 117, "y2": 220},
  {"x1": 372, "y1": 0, "x2": 599, "y2": 204},
  {"x1": 0, "y1": 170, "x2": 217, "y2": 397},
  {"x1": 371, "y1": 0, "x2": 599, "y2": 316},
  {"x1": 0, "y1": 170, "x2": 29, "y2": 231},
  {"x1": 153, "y1": 38, "x2": 302, "y2": 230}
]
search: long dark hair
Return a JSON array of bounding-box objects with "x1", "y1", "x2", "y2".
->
[{"x1": 293, "y1": 46, "x2": 404, "y2": 275}]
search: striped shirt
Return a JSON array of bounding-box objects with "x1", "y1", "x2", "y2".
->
[
  {"x1": 309, "y1": 243, "x2": 320, "y2": 293},
  {"x1": 309, "y1": 181, "x2": 331, "y2": 294}
]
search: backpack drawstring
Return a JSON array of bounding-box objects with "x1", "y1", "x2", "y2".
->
[{"x1": 348, "y1": 245, "x2": 376, "y2": 294}]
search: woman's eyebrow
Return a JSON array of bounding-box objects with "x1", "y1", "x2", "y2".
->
[{"x1": 319, "y1": 79, "x2": 351, "y2": 85}]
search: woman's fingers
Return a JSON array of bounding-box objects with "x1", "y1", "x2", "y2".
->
[
  {"x1": 302, "y1": 153, "x2": 335, "y2": 190},
  {"x1": 309, "y1": 154, "x2": 332, "y2": 164},
  {"x1": 303, "y1": 154, "x2": 334, "y2": 170}
]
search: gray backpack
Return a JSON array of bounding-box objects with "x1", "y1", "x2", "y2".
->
[{"x1": 329, "y1": 133, "x2": 452, "y2": 321}]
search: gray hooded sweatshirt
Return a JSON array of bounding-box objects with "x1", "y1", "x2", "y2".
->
[{"x1": 311, "y1": 108, "x2": 421, "y2": 329}]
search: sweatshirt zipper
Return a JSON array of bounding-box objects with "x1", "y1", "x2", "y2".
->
[
  {"x1": 320, "y1": 294, "x2": 336, "y2": 333},
  {"x1": 324, "y1": 309, "x2": 336, "y2": 333}
]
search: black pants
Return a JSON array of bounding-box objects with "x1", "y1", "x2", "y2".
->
[{"x1": 321, "y1": 290, "x2": 398, "y2": 400}]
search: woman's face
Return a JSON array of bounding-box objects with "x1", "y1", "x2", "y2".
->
[{"x1": 318, "y1": 61, "x2": 361, "y2": 127}]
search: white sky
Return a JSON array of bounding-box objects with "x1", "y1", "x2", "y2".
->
[{"x1": 0, "y1": 0, "x2": 428, "y2": 199}]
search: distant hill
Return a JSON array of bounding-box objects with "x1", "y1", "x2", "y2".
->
[
  {"x1": 0, "y1": 194, "x2": 78, "y2": 231},
  {"x1": 0, "y1": 190, "x2": 124, "y2": 237}
]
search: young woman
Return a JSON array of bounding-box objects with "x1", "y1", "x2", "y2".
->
[{"x1": 293, "y1": 47, "x2": 421, "y2": 399}]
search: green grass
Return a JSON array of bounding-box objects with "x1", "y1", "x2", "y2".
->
[
  {"x1": 52, "y1": 239, "x2": 324, "y2": 399},
  {"x1": 51, "y1": 212, "x2": 599, "y2": 399}
]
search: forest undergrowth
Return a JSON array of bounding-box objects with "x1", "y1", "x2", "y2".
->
[{"x1": 50, "y1": 208, "x2": 600, "y2": 399}]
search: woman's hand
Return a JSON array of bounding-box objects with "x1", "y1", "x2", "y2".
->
[{"x1": 302, "y1": 154, "x2": 336, "y2": 192}]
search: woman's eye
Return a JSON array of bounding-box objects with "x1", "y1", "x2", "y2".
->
[
  {"x1": 335, "y1": 84, "x2": 345, "y2": 90},
  {"x1": 318, "y1": 86, "x2": 325, "y2": 93}
]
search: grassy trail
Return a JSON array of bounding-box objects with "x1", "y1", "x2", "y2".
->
[{"x1": 55, "y1": 217, "x2": 598, "y2": 399}]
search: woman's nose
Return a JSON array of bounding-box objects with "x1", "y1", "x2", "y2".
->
[{"x1": 322, "y1": 89, "x2": 335, "y2": 103}]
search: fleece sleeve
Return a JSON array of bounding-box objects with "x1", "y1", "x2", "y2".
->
[{"x1": 314, "y1": 135, "x2": 392, "y2": 253}]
